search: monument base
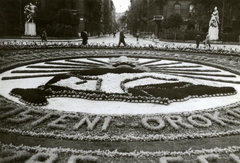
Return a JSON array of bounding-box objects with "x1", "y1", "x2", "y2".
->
[
  {"x1": 25, "y1": 22, "x2": 36, "y2": 36},
  {"x1": 208, "y1": 27, "x2": 219, "y2": 41}
]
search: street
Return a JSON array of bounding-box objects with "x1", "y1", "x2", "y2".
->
[
  {"x1": 0, "y1": 32, "x2": 239, "y2": 50},
  {"x1": 88, "y1": 32, "x2": 240, "y2": 49}
]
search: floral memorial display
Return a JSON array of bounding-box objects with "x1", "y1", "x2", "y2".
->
[{"x1": 1, "y1": 44, "x2": 240, "y2": 162}]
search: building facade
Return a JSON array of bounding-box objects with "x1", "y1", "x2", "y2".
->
[
  {"x1": 38, "y1": 0, "x2": 115, "y2": 36},
  {"x1": 130, "y1": 0, "x2": 240, "y2": 38},
  {"x1": 129, "y1": 0, "x2": 193, "y2": 36},
  {"x1": 76, "y1": 0, "x2": 102, "y2": 36},
  {"x1": 101, "y1": 0, "x2": 116, "y2": 34}
]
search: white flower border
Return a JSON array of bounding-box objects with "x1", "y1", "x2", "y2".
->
[
  {"x1": 1, "y1": 143, "x2": 240, "y2": 158},
  {"x1": 1, "y1": 127, "x2": 240, "y2": 142}
]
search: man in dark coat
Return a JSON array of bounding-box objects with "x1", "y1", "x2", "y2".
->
[
  {"x1": 41, "y1": 30, "x2": 47, "y2": 42},
  {"x1": 118, "y1": 29, "x2": 126, "y2": 46},
  {"x1": 81, "y1": 29, "x2": 88, "y2": 45},
  {"x1": 196, "y1": 33, "x2": 201, "y2": 48}
]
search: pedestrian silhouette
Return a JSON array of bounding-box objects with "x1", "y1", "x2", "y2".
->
[
  {"x1": 118, "y1": 29, "x2": 126, "y2": 46},
  {"x1": 196, "y1": 33, "x2": 201, "y2": 48},
  {"x1": 41, "y1": 30, "x2": 47, "y2": 42},
  {"x1": 136, "y1": 29, "x2": 140, "y2": 41},
  {"x1": 81, "y1": 29, "x2": 88, "y2": 45},
  {"x1": 204, "y1": 32, "x2": 211, "y2": 48}
]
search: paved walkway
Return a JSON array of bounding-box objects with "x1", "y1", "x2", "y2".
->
[
  {"x1": 89, "y1": 33, "x2": 240, "y2": 50},
  {"x1": 1, "y1": 33, "x2": 239, "y2": 50}
]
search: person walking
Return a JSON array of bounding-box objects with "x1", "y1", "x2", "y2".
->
[
  {"x1": 113, "y1": 31, "x2": 116, "y2": 38},
  {"x1": 118, "y1": 29, "x2": 126, "y2": 46},
  {"x1": 196, "y1": 33, "x2": 201, "y2": 48},
  {"x1": 205, "y1": 32, "x2": 211, "y2": 48},
  {"x1": 81, "y1": 29, "x2": 88, "y2": 45},
  {"x1": 41, "y1": 30, "x2": 47, "y2": 42},
  {"x1": 136, "y1": 29, "x2": 140, "y2": 41}
]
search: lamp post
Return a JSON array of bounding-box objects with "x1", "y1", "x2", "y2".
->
[{"x1": 154, "y1": 0, "x2": 164, "y2": 38}]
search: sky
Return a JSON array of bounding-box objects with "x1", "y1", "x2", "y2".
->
[{"x1": 112, "y1": 0, "x2": 130, "y2": 13}]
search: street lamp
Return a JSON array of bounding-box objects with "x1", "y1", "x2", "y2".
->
[{"x1": 154, "y1": 0, "x2": 164, "y2": 38}]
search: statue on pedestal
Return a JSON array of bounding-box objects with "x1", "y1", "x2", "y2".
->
[
  {"x1": 208, "y1": 6, "x2": 220, "y2": 40},
  {"x1": 24, "y1": 3, "x2": 37, "y2": 36}
]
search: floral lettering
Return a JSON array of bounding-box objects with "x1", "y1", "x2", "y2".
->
[
  {"x1": 187, "y1": 115, "x2": 212, "y2": 127},
  {"x1": 101, "y1": 116, "x2": 112, "y2": 132},
  {"x1": 197, "y1": 154, "x2": 219, "y2": 163},
  {"x1": 7, "y1": 109, "x2": 41, "y2": 123},
  {"x1": 165, "y1": 115, "x2": 193, "y2": 130},
  {"x1": 31, "y1": 113, "x2": 59, "y2": 126},
  {"x1": 48, "y1": 114, "x2": 78, "y2": 130},
  {"x1": 141, "y1": 117, "x2": 165, "y2": 130},
  {"x1": 204, "y1": 111, "x2": 240, "y2": 126},
  {"x1": 0, "y1": 150, "x2": 30, "y2": 163},
  {"x1": 159, "y1": 156, "x2": 183, "y2": 163},
  {"x1": 0, "y1": 107, "x2": 25, "y2": 119},
  {"x1": 230, "y1": 153, "x2": 240, "y2": 163},
  {"x1": 68, "y1": 155, "x2": 98, "y2": 163},
  {"x1": 25, "y1": 152, "x2": 58, "y2": 163},
  {"x1": 227, "y1": 108, "x2": 240, "y2": 118},
  {"x1": 73, "y1": 116, "x2": 101, "y2": 131}
]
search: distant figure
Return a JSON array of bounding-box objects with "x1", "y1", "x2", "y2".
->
[
  {"x1": 204, "y1": 32, "x2": 211, "y2": 48},
  {"x1": 113, "y1": 31, "x2": 116, "y2": 38},
  {"x1": 24, "y1": 3, "x2": 37, "y2": 22},
  {"x1": 81, "y1": 29, "x2": 88, "y2": 45},
  {"x1": 136, "y1": 29, "x2": 140, "y2": 41},
  {"x1": 238, "y1": 34, "x2": 240, "y2": 45},
  {"x1": 152, "y1": 33, "x2": 155, "y2": 41},
  {"x1": 118, "y1": 30, "x2": 126, "y2": 46},
  {"x1": 41, "y1": 30, "x2": 47, "y2": 42},
  {"x1": 196, "y1": 33, "x2": 201, "y2": 48}
]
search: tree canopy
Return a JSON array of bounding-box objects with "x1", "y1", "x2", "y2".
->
[{"x1": 162, "y1": 13, "x2": 183, "y2": 29}]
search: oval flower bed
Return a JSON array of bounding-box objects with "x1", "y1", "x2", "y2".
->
[{"x1": 0, "y1": 48, "x2": 240, "y2": 162}]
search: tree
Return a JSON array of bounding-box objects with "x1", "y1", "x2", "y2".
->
[
  {"x1": 162, "y1": 13, "x2": 183, "y2": 40},
  {"x1": 54, "y1": 9, "x2": 73, "y2": 37},
  {"x1": 192, "y1": 0, "x2": 240, "y2": 32},
  {"x1": 162, "y1": 13, "x2": 183, "y2": 29},
  {"x1": 0, "y1": 0, "x2": 24, "y2": 36},
  {"x1": 118, "y1": 14, "x2": 128, "y2": 28}
]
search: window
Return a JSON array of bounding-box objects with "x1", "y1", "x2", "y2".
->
[{"x1": 173, "y1": 2, "x2": 181, "y2": 14}]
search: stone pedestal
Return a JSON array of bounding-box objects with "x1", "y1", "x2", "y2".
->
[
  {"x1": 25, "y1": 22, "x2": 36, "y2": 36},
  {"x1": 209, "y1": 27, "x2": 219, "y2": 41}
]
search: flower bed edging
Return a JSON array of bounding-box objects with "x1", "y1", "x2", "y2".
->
[{"x1": 1, "y1": 143, "x2": 240, "y2": 159}]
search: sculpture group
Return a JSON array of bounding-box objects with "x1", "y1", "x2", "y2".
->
[
  {"x1": 24, "y1": 3, "x2": 37, "y2": 36},
  {"x1": 208, "y1": 6, "x2": 220, "y2": 41}
]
